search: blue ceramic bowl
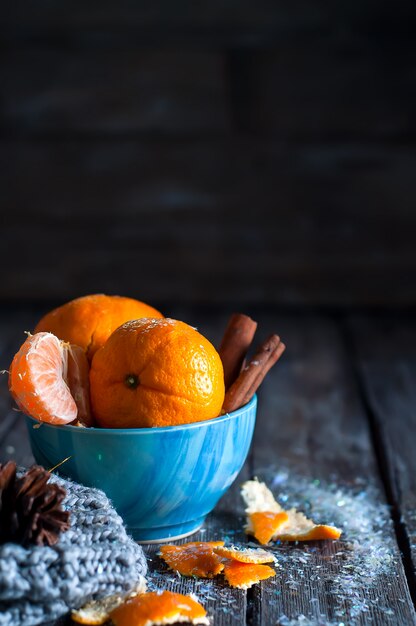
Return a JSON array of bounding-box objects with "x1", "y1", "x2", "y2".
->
[{"x1": 25, "y1": 396, "x2": 257, "y2": 542}]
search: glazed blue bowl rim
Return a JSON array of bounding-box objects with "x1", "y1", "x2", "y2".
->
[{"x1": 25, "y1": 394, "x2": 257, "y2": 435}]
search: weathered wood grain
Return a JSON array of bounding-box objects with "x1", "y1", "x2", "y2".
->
[
  {"x1": 0, "y1": 49, "x2": 229, "y2": 135},
  {"x1": 2, "y1": 0, "x2": 414, "y2": 46},
  {"x1": 2, "y1": 41, "x2": 413, "y2": 141},
  {"x1": 249, "y1": 314, "x2": 416, "y2": 624},
  {"x1": 1, "y1": 141, "x2": 416, "y2": 307},
  {"x1": 348, "y1": 314, "x2": 416, "y2": 586},
  {"x1": 231, "y1": 42, "x2": 416, "y2": 140}
]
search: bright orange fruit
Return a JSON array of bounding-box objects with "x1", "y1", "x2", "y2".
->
[
  {"x1": 35, "y1": 294, "x2": 163, "y2": 361},
  {"x1": 159, "y1": 541, "x2": 225, "y2": 578},
  {"x1": 9, "y1": 332, "x2": 78, "y2": 425},
  {"x1": 90, "y1": 318, "x2": 225, "y2": 428},
  {"x1": 222, "y1": 560, "x2": 276, "y2": 589},
  {"x1": 110, "y1": 592, "x2": 208, "y2": 626}
]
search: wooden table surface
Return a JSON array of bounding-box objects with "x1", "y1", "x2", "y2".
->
[{"x1": 1, "y1": 307, "x2": 415, "y2": 625}]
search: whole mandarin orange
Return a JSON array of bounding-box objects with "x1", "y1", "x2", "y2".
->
[
  {"x1": 34, "y1": 294, "x2": 163, "y2": 361},
  {"x1": 89, "y1": 318, "x2": 225, "y2": 428}
]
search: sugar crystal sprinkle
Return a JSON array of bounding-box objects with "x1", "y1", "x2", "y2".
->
[
  {"x1": 146, "y1": 470, "x2": 407, "y2": 625},
  {"x1": 263, "y1": 469, "x2": 401, "y2": 624}
]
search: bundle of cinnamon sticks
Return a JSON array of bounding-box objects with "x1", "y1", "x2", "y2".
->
[{"x1": 219, "y1": 313, "x2": 285, "y2": 413}]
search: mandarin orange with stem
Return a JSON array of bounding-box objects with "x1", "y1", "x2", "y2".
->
[
  {"x1": 89, "y1": 318, "x2": 225, "y2": 428},
  {"x1": 35, "y1": 294, "x2": 163, "y2": 361}
]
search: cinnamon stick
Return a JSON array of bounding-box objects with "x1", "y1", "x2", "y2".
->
[
  {"x1": 219, "y1": 313, "x2": 258, "y2": 389},
  {"x1": 222, "y1": 334, "x2": 285, "y2": 413}
]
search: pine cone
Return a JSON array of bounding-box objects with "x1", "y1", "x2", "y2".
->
[{"x1": 0, "y1": 462, "x2": 70, "y2": 547}]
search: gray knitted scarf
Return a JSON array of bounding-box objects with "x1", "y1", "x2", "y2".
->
[{"x1": 0, "y1": 472, "x2": 147, "y2": 626}]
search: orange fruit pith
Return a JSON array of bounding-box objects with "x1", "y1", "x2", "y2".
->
[
  {"x1": 8, "y1": 332, "x2": 77, "y2": 425},
  {"x1": 90, "y1": 318, "x2": 225, "y2": 428},
  {"x1": 110, "y1": 591, "x2": 207, "y2": 626},
  {"x1": 213, "y1": 545, "x2": 275, "y2": 564},
  {"x1": 34, "y1": 294, "x2": 163, "y2": 361},
  {"x1": 159, "y1": 541, "x2": 225, "y2": 578}
]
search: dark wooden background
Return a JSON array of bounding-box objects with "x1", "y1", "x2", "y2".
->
[
  {"x1": 1, "y1": 1, "x2": 416, "y2": 309},
  {"x1": 1, "y1": 9, "x2": 416, "y2": 621}
]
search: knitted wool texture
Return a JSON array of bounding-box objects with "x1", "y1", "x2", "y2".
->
[{"x1": 0, "y1": 472, "x2": 147, "y2": 626}]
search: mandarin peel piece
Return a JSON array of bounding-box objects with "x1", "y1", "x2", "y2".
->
[
  {"x1": 247, "y1": 511, "x2": 289, "y2": 545},
  {"x1": 159, "y1": 541, "x2": 225, "y2": 578},
  {"x1": 222, "y1": 560, "x2": 276, "y2": 589},
  {"x1": 241, "y1": 479, "x2": 342, "y2": 543},
  {"x1": 273, "y1": 507, "x2": 342, "y2": 542},
  {"x1": 109, "y1": 591, "x2": 209, "y2": 626},
  {"x1": 71, "y1": 578, "x2": 147, "y2": 625},
  {"x1": 213, "y1": 545, "x2": 275, "y2": 564}
]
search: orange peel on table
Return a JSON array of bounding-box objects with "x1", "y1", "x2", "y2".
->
[
  {"x1": 248, "y1": 511, "x2": 289, "y2": 545},
  {"x1": 222, "y1": 560, "x2": 276, "y2": 589},
  {"x1": 71, "y1": 577, "x2": 147, "y2": 625},
  {"x1": 159, "y1": 541, "x2": 225, "y2": 578},
  {"x1": 241, "y1": 480, "x2": 342, "y2": 544},
  {"x1": 110, "y1": 591, "x2": 209, "y2": 626},
  {"x1": 213, "y1": 545, "x2": 275, "y2": 564}
]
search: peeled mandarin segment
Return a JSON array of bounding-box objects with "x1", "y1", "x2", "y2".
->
[
  {"x1": 8, "y1": 332, "x2": 78, "y2": 425},
  {"x1": 66, "y1": 344, "x2": 93, "y2": 426},
  {"x1": 248, "y1": 511, "x2": 289, "y2": 545},
  {"x1": 223, "y1": 560, "x2": 276, "y2": 589},
  {"x1": 34, "y1": 294, "x2": 163, "y2": 360},
  {"x1": 89, "y1": 318, "x2": 225, "y2": 429},
  {"x1": 159, "y1": 541, "x2": 225, "y2": 578},
  {"x1": 213, "y1": 545, "x2": 275, "y2": 564},
  {"x1": 110, "y1": 591, "x2": 209, "y2": 626}
]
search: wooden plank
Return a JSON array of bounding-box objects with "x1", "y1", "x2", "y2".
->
[
  {"x1": 2, "y1": 0, "x2": 415, "y2": 45},
  {"x1": 3, "y1": 140, "x2": 416, "y2": 220},
  {"x1": 0, "y1": 49, "x2": 229, "y2": 135},
  {"x1": 348, "y1": 314, "x2": 416, "y2": 583},
  {"x1": 0, "y1": 0, "x2": 338, "y2": 45},
  {"x1": 2, "y1": 42, "x2": 413, "y2": 141},
  {"x1": 1, "y1": 140, "x2": 416, "y2": 307},
  {"x1": 249, "y1": 314, "x2": 416, "y2": 624},
  {"x1": 231, "y1": 42, "x2": 416, "y2": 140}
]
